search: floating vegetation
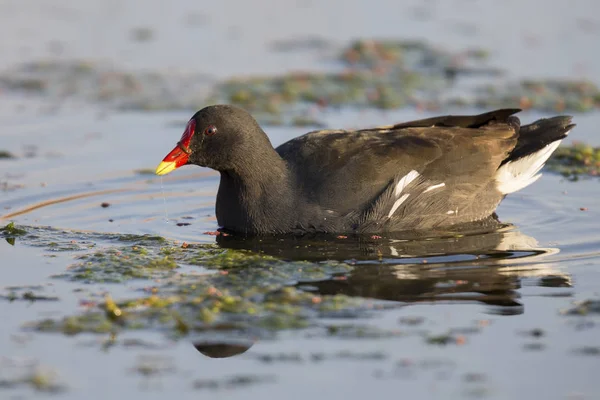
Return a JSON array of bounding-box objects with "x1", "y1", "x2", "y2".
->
[
  {"x1": 2, "y1": 40, "x2": 597, "y2": 119},
  {"x1": 1, "y1": 285, "x2": 59, "y2": 302},
  {"x1": 1, "y1": 222, "x2": 26, "y2": 246},
  {"x1": 53, "y1": 246, "x2": 179, "y2": 283},
  {"x1": 12, "y1": 223, "x2": 578, "y2": 340},
  {"x1": 211, "y1": 39, "x2": 474, "y2": 120},
  {"x1": 0, "y1": 60, "x2": 213, "y2": 111},
  {"x1": 1, "y1": 222, "x2": 27, "y2": 236},
  {"x1": 203, "y1": 40, "x2": 600, "y2": 119},
  {"x1": 475, "y1": 79, "x2": 600, "y2": 113},
  {"x1": 0, "y1": 359, "x2": 68, "y2": 393},
  {"x1": 2, "y1": 225, "x2": 167, "y2": 251},
  {"x1": 21, "y1": 228, "x2": 360, "y2": 337},
  {"x1": 425, "y1": 332, "x2": 468, "y2": 346},
  {"x1": 546, "y1": 142, "x2": 600, "y2": 179}
]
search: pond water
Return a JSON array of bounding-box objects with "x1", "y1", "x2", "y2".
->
[{"x1": 1, "y1": 1, "x2": 599, "y2": 399}]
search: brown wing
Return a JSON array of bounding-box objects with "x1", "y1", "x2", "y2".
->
[
  {"x1": 275, "y1": 109, "x2": 520, "y2": 225},
  {"x1": 276, "y1": 129, "x2": 438, "y2": 214},
  {"x1": 358, "y1": 124, "x2": 518, "y2": 231}
]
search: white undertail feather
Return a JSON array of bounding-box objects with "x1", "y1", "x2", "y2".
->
[
  {"x1": 388, "y1": 170, "x2": 420, "y2": 217},
  {"x1": 395, "y1": 170, "x2": 420, "y2": 196},
  {"x1": 495, "y1": 137, "x2": 566, "y2": 195}
]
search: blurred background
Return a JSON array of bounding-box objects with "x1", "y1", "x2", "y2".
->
[{"x1": 1, "y1": 0, "x2": 599, "y2": 115}]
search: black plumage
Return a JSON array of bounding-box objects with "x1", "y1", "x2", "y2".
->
[{"x1": 157, "y1": 105, "x2": 574, "y2": 235}]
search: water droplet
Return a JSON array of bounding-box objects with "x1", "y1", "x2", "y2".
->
[{"x1": 160, "y1": 177, "x2": 169, "y2": 223}]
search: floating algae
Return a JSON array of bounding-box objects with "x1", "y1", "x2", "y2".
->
[
  {"x1": 546, "y1": 142, "x2": 600, "y2": 180},
  {"x1": 3, "y1": 40, "x2": 597, "y2": 119},
  {"x1": 1, "y1": 222, "x2": 26, "y2": 246},
  {"x1": 16, "y1": 226, "x2": 363, "y2": 337},
  {"x1": 475, "y1": 79, "x2": 600, "y2": 113}
]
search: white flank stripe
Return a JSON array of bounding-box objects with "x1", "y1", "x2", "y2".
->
[
  {"x1": 395, "y1": 170, "x2": 420, "y2": 196},
  {"x1": 423, "y1": 182, "x2": 446, "y2": 193},
  {"x1": 388, "y1": 193, "x2": 410, "y2": 217},
  {"x1": 495, "y1": 139, "x2": 564, "y2": 195}
]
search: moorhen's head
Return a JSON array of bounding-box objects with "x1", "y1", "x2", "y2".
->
[{"x1": 155, "y1": 105, "x2": 270, "y2": 175}]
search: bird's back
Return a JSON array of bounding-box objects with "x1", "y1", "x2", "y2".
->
[{"x1": 275, "y1": 109, "x2": 572, "y2": 233}]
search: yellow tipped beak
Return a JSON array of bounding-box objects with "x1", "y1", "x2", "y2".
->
[
  {"x1": 155, "y1": 161, "x2": 177, "y2": 176},
  {"x1": 157, "y1": 141, "x2": 191, "y2": 175}
]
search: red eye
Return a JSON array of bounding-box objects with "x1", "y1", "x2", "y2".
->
[{"x1": 204, "y1": 125, "x2": 218, "y2": 136}]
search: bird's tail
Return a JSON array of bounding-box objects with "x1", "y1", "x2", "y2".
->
[{"x1": 495, "y1": 115, "x2": 575, "y2": 194}]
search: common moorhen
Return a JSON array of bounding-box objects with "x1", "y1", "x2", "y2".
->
[{"x1": 156, "y1": 105, "x2": 574, "y2": 235}]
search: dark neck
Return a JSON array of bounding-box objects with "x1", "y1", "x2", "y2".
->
[{"x1": 215, "y1": 149, "x2": 296, "y2": 234}]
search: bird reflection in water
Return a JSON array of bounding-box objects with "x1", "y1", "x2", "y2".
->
[{"x1": 192, "y1": 217, "x2": 570, "y2": 359}]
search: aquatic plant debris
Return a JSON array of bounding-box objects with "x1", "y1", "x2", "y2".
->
[
  {"x1": 1, "y1": 222, "x2": 27, "y2": 236},
  {"x1": 474, "y1": 79, "x2": 600, "y2": 113},
  {"x1": 426, "y1": 332, "x2": 467, "y2": 346},
  {"x1": 53, "y1": 246, "x2": 179, "y2": 283},
  {"x1": 1, "y1": 39, "x2": 598, "y2": 121},
  {"x1": 1, "y1": 286, "x2": 59, "y2": 302},
  {"x1": 545, "y1": 142, "x2": 600, "y2": 179},
  {"x1": 6, "y1": 224, "x2": 595, "y2": 347},
  {"x1": 1, "y1": 222, "x2": 26, "y2": 246},
  {"x1": 0, "y1": 358, "x2": 68, "y2": 393},
  {"x1": 14, "y1": 226, "x2": 364, "y2": 337}
]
